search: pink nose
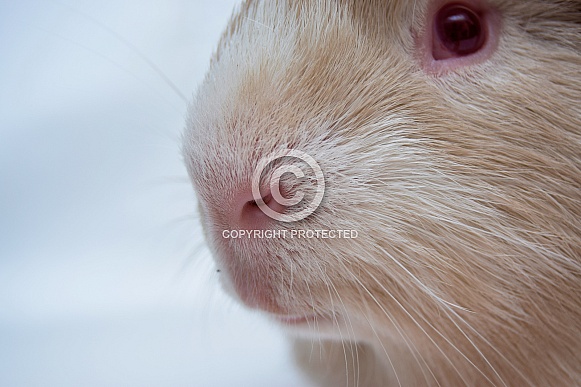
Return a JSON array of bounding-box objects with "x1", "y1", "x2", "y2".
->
[{"x1": 232, "y1": 187, "x2": 286, "y2": 230}]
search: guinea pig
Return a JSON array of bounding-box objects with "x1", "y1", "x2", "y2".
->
[{"x1": 183, "y1": 0, "x2": 581, "y2": 385}]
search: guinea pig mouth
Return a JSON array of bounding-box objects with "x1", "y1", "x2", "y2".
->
[
  {"x1": 273, "y1": 314, "x2": 320, "y2": 325},
  {"x1": 270, "y1": 312, "x2": 354, "y2": 339},
  {"x1": 215, "y1": 247, "x2": 292, "y2": 314},
  {"x1": 216, "y1": 246, "x2": 329, "y2": 320},
  {"x1": 270, "y1": 313, "x2": 339, "y2": 334}
]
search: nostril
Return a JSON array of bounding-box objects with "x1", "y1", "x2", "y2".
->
[
  {"x1": 260, "y1": 192, "x2": 274, "y2": 207},
  {"x1": 242, "y1": 192, "x2": 271, "y2": 212},
  {"x1": 260, "y1": 191, "x2": 287, "y2": 215},
  {"x1": 235, "y1": 188, "x2": 285, "y2": 230},
  {"x1": 242, "y1": 198, "x2": 264, "y2": 217}
]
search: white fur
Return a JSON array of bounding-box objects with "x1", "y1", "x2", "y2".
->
[{"x1": 184, "y1": 1, "x2": 581, "y2": 385}]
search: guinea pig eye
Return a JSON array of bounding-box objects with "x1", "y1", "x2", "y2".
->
[{"x1": 433, "y1": 4, "x2": 486, "y2": 60}]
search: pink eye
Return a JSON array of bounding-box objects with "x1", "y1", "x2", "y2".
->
[
  {"x1": 418, "y1": 1, "x2": 499, "y2": 73},
  {"x1": 433, "y1": 4, "x2": 486, "y2": 60}
]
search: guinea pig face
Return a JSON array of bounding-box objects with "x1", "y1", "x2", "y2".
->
[{"x1": 184, "y1": 0, "x2": 580, "y2": 384}]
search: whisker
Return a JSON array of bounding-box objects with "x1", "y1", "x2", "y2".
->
[
  {"x1": 50, "y1": 0, "x2": 188, "y2": 103},
  {"x1": 342, "y1": 263, "x2": 437, "y2": 387},
  {"x1": 365, "y1": 269, "x2": 487, "y2": 386},
  {"x1": 323, "y1": 270, "x2": 361, "y2": 387}
]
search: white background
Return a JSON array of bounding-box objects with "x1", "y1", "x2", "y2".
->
[{"x1": 0, "y1": 1, "x2": 312, "y2": 385}]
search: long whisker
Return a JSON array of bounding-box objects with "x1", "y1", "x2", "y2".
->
[
  {"x1": 320, "y1": 267, "x2": 352, "y2": 386},
  {"x1": 321, "y1": 269, "x2": 361, "y2": 386},
  {"x1": 437, "y1": 307, "x2": 507, "y2": 387},
  {"x1": 364, "y1": 269, "x2": 490, "y2": 386},
  {"x1": 440, "y1": 304, "x2": 533, "y2": 385},
  {"x1": 50, "y1": 0, "x2": 188, "y2": 103},
  {"x1": 342, "y1": 263, "x2": 438, "y2": 387}
]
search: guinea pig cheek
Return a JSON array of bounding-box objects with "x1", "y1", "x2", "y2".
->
[{"x1": 417, "y1": 0, "x2": 501, "y2": 74}]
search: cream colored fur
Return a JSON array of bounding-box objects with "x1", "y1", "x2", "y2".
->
[{"x1": 183, "y1": 0, "x2": 581, "y2": 385}]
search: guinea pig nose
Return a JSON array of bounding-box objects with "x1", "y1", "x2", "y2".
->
[{"x1": 233, "y1": 187, "x2": 286, "y2": 230}]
